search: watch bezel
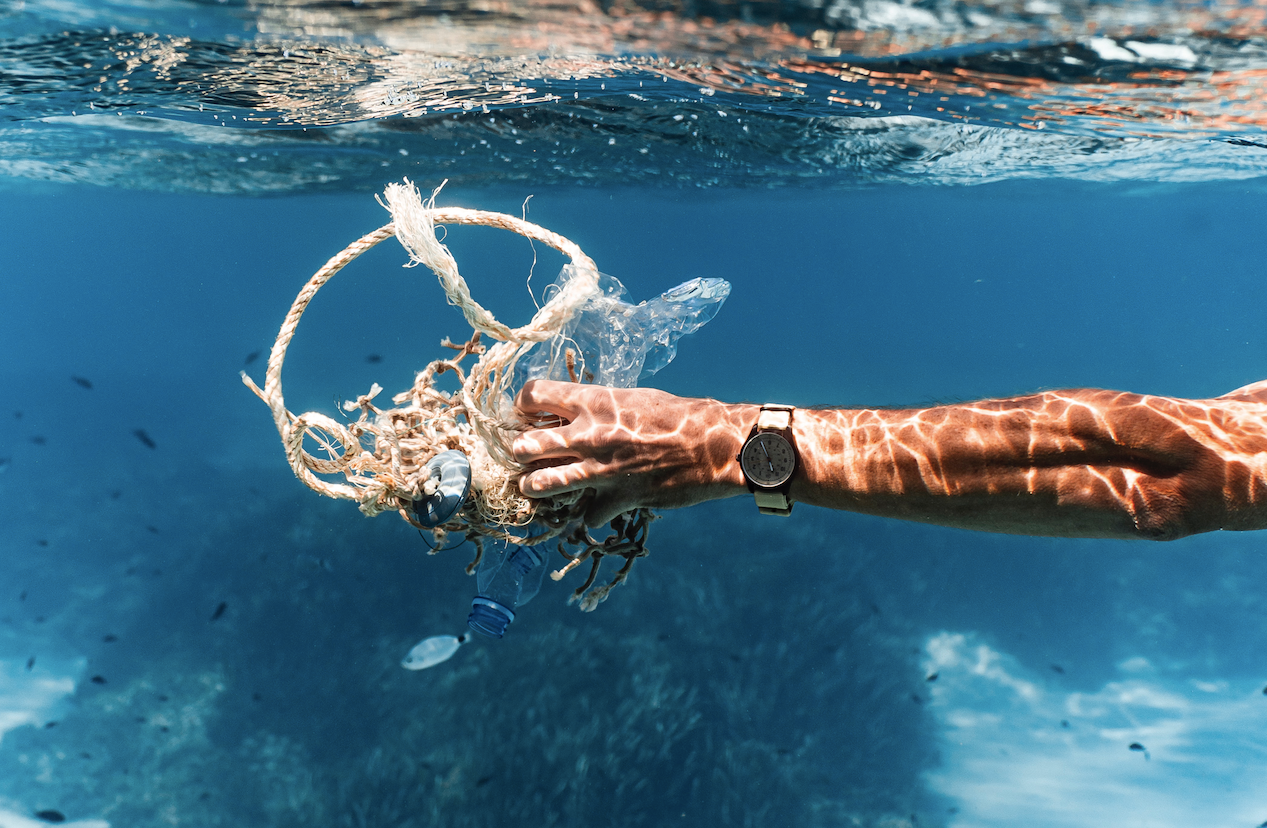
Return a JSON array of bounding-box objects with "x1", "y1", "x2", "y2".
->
[{"x1": 740, "y1": 430, "x2": 796, "y2": 489}]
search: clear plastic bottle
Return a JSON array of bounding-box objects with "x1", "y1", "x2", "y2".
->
[{"x1": 467, "y1": 541, "x2": 550, "y2": 638}]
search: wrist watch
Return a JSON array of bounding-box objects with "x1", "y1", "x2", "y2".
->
[{"x1": 738, "y1": 404, "x2": 797, "y2": 516}]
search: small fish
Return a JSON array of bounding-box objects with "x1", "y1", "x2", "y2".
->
[
  {"x1": 33, "y1": 810, "x2": 65, "y2": 823},
  {"x1": 244, "y1": 350, "x2": 261, "y2": 365},
  {"x1": 71, "y1": 376, "x2": 92, "y2": 390},
  {"x1": 210, "y1": 602, "x2": 227, "y2": 622},
  {"x1": 0, "y1": 456, "x2": 11, "y2": 472},
  {"x1": 18, "y1": 591, "x2": 26, "y2": 601},
  {"x1": 147, "y1": 526, "x2": 160, "y2": 534},
  {"x1": 133, "y1": 429, "x2": 156, "y2": 449},
  {"x1": 366, "y1": 354, "x2": 383, "y2": 364},
  {"x1": 90, "y1": 675, "x2": 106, "y2": 685},
  {"x1": 925, "y1": 672, "x2": 939, "y2": 682},
  {"x1": 1050, "y1": 664, "x2": 1065, "y2": 674},
  {"x1": 13, "y1": 410, "x2": 21, "y2": 419},
  {"x1": 26, "y1": 656, "x2": 34, "y2": 671},
  {"x1": 31, "y1": 435, "x2": 46, "y2": 445},
  {"x1": 102, "y1": 634, "x2": 117, "y2": 643},
  {"x1": 36, "y1": 540, "x2": 48, "y2": 547},
  {"x1": 1129, "y1": 742, "x2": 1150, "y2": 760}
]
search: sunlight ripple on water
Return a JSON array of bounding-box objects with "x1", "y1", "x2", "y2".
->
[{"x1": 2, "y1": 0, "x2": 1266, "y2": 191}]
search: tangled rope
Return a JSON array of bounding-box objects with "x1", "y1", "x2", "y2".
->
[{"x1": 242, "y1": 180, "x2": 652, "y2": 610}]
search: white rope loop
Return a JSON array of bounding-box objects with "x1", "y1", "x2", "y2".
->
[
  {"x1": 382, "y1": 181, "x2": 599, "y2": 345},
  {"x1": 244, "y1": 180, "x2": 601, "y2": 524},
  {"x1": 284, "y1": 412, "x2": 362, "y2": 499}
]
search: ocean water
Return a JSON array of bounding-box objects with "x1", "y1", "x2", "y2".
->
[{"x1": 3, "y1": 1, "x2": 1267, "y2": 826}]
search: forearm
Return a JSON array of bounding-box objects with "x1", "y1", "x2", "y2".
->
[
  {"x1": 514, "y1": 380, "x2": 1267, "y2": 536},
  {"x1": 739, "y1": 389, "x2": 1267, "y2": 539}
]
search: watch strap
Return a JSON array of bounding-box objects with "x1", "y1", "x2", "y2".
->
[
  {"x1": 750, "y1": 404, "x2": 795, "y2": 517},
  {"x1": 756, "y1": 404, "x2": 793, "y2": 431},
  {"x1": 754, "y1": 488, "x2": 792, "y2": 516}
]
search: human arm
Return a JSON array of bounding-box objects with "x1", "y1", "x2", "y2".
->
[{"x1": 512, "y1": 378, "x2": 1267, "y2": 538}]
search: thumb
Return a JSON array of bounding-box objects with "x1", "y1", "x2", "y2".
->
[{"x1": 583, "y1": 492, "x2": 631, "y2": 528}]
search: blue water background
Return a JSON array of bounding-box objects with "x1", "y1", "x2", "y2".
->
[{"x1": 3, "y1": 179, "x2": 1267, "y2": 824}]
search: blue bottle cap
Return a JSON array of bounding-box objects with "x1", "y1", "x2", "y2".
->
[{"x1": 468, "y1": 597, "x2": 514, "y2": 639}]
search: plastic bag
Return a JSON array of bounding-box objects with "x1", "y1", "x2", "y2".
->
[{"x1": 515, "y1": 266, "x2": 730, "y2": 390}]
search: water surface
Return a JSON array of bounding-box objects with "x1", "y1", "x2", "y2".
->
[{"x1": 1, "y1": 2, "x2": 1266, "y2": 826}]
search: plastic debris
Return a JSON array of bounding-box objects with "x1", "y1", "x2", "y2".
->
[{"x1": 402, "y1": 634, "x2": 467, "y2": 670}]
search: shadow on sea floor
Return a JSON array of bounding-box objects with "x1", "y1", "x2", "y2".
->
[{"x1": 0, "y1": 462, "x2": 946, "y2": 827}]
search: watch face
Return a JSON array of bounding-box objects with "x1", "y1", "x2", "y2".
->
[{"x1": 741, "y1": 432, "x2": 795, "y2": 488}]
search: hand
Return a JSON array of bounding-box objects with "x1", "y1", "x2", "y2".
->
[{"x1": 512, "y1": 380, "x2": 754, "y2": 525}]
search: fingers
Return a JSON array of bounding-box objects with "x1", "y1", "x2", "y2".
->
[
  {"x1": 583, "y1": 495, "x2": 631, "y2": 528},
  {"x1": 513, "y1": 379, "x2": 615, "y2": 462},
  {"x1": 515, "y1": 379, "x2": 585, "y2": 422},
  {"x1": 518, "y1": 457, "x2": 601, "y2": 497},
  {"x1": 513, "y1": 379, "x2": 636, "y2": 513},
  {"x1": 513, "y1": 379, "x2": 586, "y2": 465},
  {"x1": 512, "y1": 426, "x2": 577, "y2": 464},
  {"x1": 520, "y1": 465, "x2": 637, "y2": 526}
]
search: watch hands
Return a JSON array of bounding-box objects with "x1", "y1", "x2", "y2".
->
[{"x1": 760, "y1": 440, "x2": 774, "y2": 472}]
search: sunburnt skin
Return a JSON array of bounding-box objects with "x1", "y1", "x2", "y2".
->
[{"x1": 513, "y1": 378, "x2": 1267, "y2": 537}]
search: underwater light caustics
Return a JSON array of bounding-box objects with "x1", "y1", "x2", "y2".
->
[
  {"x1": 244, "y1": 181, "x2": 728, "y2": 615},
  {"x1": 6, "y1": 0, "x2": 1267, "y2": 191}
]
